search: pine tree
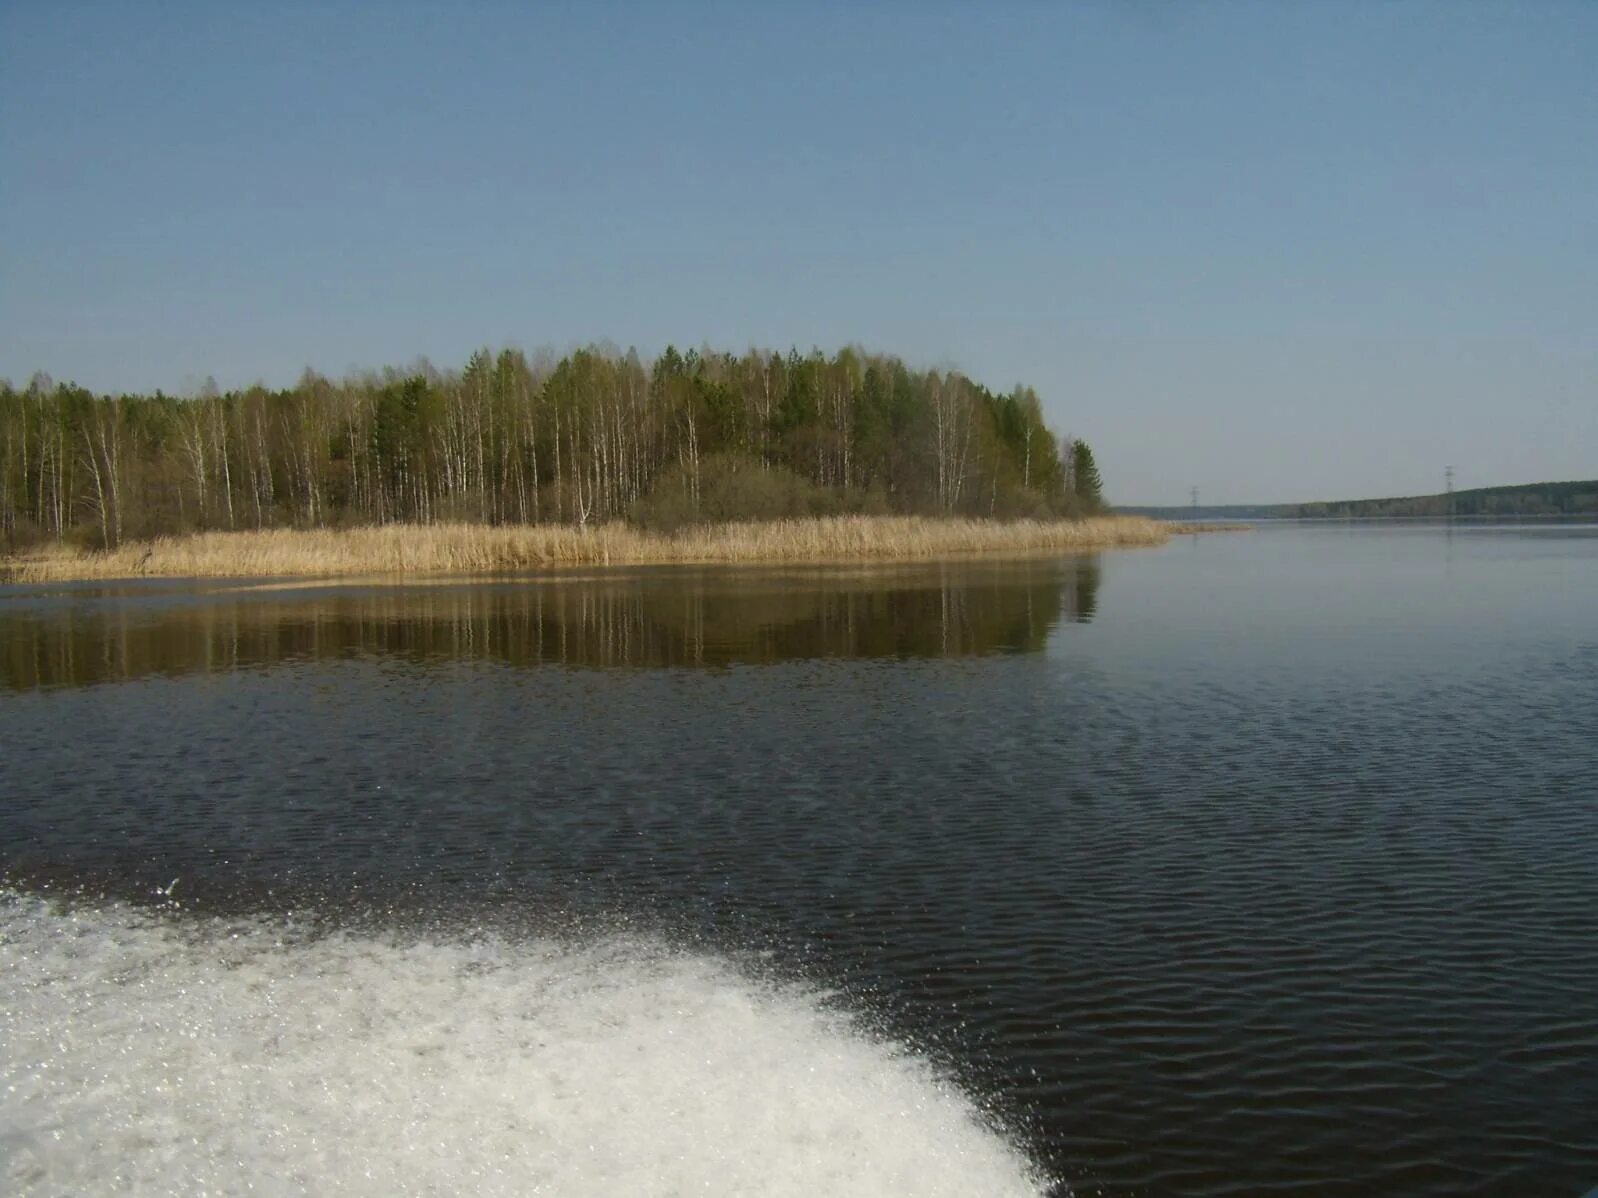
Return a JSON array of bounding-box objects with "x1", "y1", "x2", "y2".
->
[{"x1": 1070, "y1": 439, "x2": 1104, "y2": 512}]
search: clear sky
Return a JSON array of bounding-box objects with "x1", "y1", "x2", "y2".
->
[{"x1": 2, "y1": 2, "x2": 1593, "y2": 505}]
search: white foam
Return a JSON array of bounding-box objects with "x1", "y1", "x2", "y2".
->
[{"x1": 0, "y1": 894, "x2": 1044, "y2": 1196}]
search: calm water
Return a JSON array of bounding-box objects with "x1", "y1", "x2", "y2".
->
[{"x1": 2, "y1": 524, "x2": 1596, "y2": 1196}]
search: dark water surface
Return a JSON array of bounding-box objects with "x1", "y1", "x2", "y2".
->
[{"x1": 3, "y1": 524, "x2": 1596, "y2": 1195}]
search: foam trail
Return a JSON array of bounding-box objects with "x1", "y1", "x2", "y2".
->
[{"x1": 1, "y1": 894, "x2": 1044, "y2": 1196}]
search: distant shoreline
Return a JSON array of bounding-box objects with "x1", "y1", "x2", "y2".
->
[
  {"x1": 1121, "y1": 478, "x2": 1598, "y2": 522},
  {"x1": 3, "y1": 515, "x2": 1176, "y2": 583}
]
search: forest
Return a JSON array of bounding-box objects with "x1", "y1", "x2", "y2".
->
[
  {"x1": 1124, "y1": 479, "x2": 1598, "y2": 521},
  {"x1": 0, "y1": 345, "x2": 1105, "y2": 551},
  {"x1": 1289, "y1": 480, "x2": 1598, "y2": 519}
]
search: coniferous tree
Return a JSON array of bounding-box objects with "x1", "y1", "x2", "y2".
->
[{"x1": 1070, "y1": 439, "x2": 1104, "y2": 512}]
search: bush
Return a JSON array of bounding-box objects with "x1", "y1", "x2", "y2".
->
[{"x1": 631, "y1": 453, "x2": 868, "y2": 530}]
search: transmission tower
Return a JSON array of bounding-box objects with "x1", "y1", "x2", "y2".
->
[{"x1": 1445, "y1": 466, "x2": 1455, "y2": 519}]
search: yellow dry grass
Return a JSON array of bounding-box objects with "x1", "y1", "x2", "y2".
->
[{"x1": 3, "y1": 515, "x2": 1172, "y2": 582}]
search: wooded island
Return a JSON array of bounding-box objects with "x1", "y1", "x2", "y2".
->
[
  {"x1": 3, "y1": 345, "x2": 1108, "y2": 546},
  {"x1": 1, "y1": 345, "x2": 1164, "y2": 580}
]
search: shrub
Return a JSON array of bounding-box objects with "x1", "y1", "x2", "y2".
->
[{"x1": 632, "y1": 452, "x2": 858, "y2": 530}]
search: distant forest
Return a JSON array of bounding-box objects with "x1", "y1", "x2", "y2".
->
[
  {"x1": 1, "y1": 346, "x2": 1107, "y2": 551},
  {"x1": 1124, "y1": 479, "x2": 1598, "y2": 521},
  {"x1": 1290, "y1": 480, "x2": 1598, "y2": 518}
]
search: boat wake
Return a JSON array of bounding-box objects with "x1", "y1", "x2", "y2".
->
[{"x1": 0, "y1": 890, "x2": 1043, "y2": 1196}]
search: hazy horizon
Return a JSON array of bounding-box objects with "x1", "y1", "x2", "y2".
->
[{"x1": 3, "y1": 3, "x2": 1594, "y2": 507}]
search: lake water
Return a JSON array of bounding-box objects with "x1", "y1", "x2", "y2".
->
[{"x1": 2, "y1": 523, "x2": 1595, "y2": 1196}]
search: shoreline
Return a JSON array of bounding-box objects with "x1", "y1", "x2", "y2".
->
[{"x1": 2, "y1": 515, "x2": 1177, "y2": 584}]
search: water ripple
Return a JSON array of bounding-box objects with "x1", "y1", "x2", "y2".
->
[{"x1": 4, "y1": 532, "x2": 1598, "y2": 1195}]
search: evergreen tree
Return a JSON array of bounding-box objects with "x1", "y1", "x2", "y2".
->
[{"x1": 1070, "y1": 439, "x2": 1104, "y2": 512}]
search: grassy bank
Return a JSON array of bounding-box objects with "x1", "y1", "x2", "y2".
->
[{"x1": 3, "y1": 516, "x2": 1170, "y2": 582}]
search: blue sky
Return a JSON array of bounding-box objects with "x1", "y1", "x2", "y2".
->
[{"x1": 2, "y1": 2, "x2": 1593, "y2": 505}]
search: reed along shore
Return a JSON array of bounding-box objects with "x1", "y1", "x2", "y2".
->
[{"x1": 3, "y1": 515, "x2": 1170, "y2": 582}]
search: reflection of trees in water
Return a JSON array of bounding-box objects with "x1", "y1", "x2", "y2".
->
[
  {"x1": 1074, "y1": 556, "x2": 1100, "y2": 623},
  {"x1": 1, "y1": 558, "x2": 1102, "y2": 688}
]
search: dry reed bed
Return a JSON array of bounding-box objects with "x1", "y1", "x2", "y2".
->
[{"x1": 3, "y1": 515, "x2": 1171, "y2": 582}]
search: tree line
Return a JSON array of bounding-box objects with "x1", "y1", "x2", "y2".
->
[
  {"x1": 1291, "y1": 480, "x2": 1598, "y2": 519},
  {"x1": 0, "y1": 344, "x2": 1106, "y2": 550}
]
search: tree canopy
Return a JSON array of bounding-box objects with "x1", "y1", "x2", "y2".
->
[
  {"x1": 0, "y1": 344, "x2": 1107, "y2": 550},
  {"x1": 1068, "y1": 439, "x2": 1104, "y2": 512}
]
